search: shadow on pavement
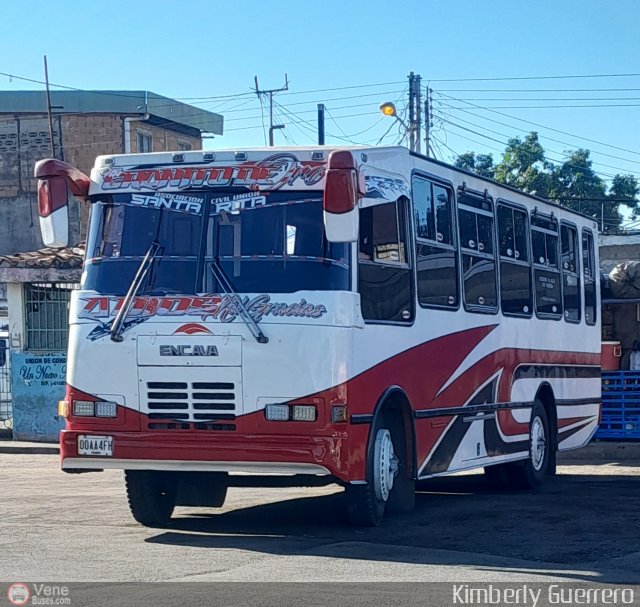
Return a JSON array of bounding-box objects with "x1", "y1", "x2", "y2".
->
[{"x1": 145, "y1": 472, "x2": 640, "y2": 584}]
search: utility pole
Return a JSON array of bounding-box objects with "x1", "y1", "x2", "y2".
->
[
  {"x1": 407, "y1": 72, "x2": 423, "y2": 154},
  {"x1": 317, "y1": 104, "x2": 325, "y2": 145},
  {"x1": 408, "y1": 72, "x2": 415, "y2": 152},
  {"x1": 415, "y1": 74, "x2": 422, "y2": 154},
  {"x1": 425, "y1": 86, "x2": 432, "y2": 158},
  {"x1": 43, "y1": 55, "x2": 56, "y2": 158},
  {"x1": 254, "y1": 74, "x2": 289, "y2": 146}
]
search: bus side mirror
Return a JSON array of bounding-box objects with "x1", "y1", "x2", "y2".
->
[
  {"x1": 323, "y1": 151, "x2": 359, "y2": 243},
  {"x1": 0, "y1": 340, "x2": 6, "y2": 368},
  {"x1": 34, "y1": 159, "x2": 91, "y2": 249}
]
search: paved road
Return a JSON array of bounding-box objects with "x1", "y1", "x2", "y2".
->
[{"x1": 1, "y1": 453, "x2": 639, "y2": 583}]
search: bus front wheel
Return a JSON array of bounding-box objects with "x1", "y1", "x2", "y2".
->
[
  {"x1": 345, "y1": 411, "x2": 413, "y2": 526},
  {"x1": 125, "y1": 470, "x2": 177, "y2": 527}
]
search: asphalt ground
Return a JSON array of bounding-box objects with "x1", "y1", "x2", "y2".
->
[{"x1": 0, "y1": 451, "x2": 639, "y2": 587}]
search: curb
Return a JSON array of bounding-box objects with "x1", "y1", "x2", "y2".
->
[
  {"x1": 558, "y1": 440, "x2": 640, "y2": 463},
  {"x1": 0, "y1": 441, "x2": 59, "y2": 455}
]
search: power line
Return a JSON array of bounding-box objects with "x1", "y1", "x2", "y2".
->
[
  {"x1": 428, "y1": 72, "x2": 640, "y2": 83},
  {"x1": 437, "y1": 117, "x2": 625, "y2": 180},
  {"x1": 433, "y1": 99, "x2": 640, "y2": 168},
  {"x1": 434, "y1": 91, "x2": 640, "y2": 157}
]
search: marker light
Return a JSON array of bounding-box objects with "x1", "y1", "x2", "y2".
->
[
  {"x1": 331, "y1": 405, "x2": 348, "y2": 424},
  {"x1": 73, "y1": 400, "x2": 95, "y2": 416},
  {"x1": 95, "y1": 401, "x2": 117, "y2": 417},
  {"x1": 265, "y1": 404, "x2": 290, "y2": 421},
  {"x1": 292, "y1": 405, "x2": 317, "y2": 422},
  {"x1": 58, "y1": 400, "x2": 69, "y2": 418}
]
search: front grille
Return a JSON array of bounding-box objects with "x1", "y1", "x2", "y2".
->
[{"x1": 145, "y1": 381, "x2": 237, "y2": 426}]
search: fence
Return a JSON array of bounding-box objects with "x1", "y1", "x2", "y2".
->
[
  {"x1": 597, "y1": 371, "x2": 640, "y2": 440},
  {"x1": 0, "y1": 336, "x2": 11, "y2": 429}
]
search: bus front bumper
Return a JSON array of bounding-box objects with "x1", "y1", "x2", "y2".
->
[{"x1": 60, "y1": 429, "x2": 353, "y2": 480}]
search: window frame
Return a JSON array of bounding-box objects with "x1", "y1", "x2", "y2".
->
[
  {"x1": 560, "y1": 220, "x2": 581, "y2": 325},
  {"x1": 24, "y1": 282, "x2": 77, "y2": 352},
  {"x1": 137, "y1": 129, "x2": 153, "y2": 153},
  {"x1": 357, "y1": 196, "x2": 415, "y2": 326},
  {"x1": 457, "y1": 190, "x2": 499, "y2": 315},
  {"x1": 531, "y1": 212, "x2": 563, "y2": 321},
  {"x1": 496, "y1": 199, "x2": 533, "y2": 319},
  {"x1": 582, "y1": 227, "x2": 598, "y2": 327},
  {"x1": 411, "y1": 172, "x2": 460, "y2": 311}
]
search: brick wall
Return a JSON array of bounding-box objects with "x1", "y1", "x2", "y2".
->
[
  {"x1": 0, "y1": 113, "x2": 204, "y2": 255},
  {"x1": 60, "y1": 114, "x2": 123, "y2": 176},
  {"x1": 127, "y1": 120, "x2": 202, "y2": 153}
]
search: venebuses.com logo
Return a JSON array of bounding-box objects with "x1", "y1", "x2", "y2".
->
[
  {"x1": 6, "y1": 583, "x2": 70, "y2": 606},
  {"x1": 7, "y1": 584, "x2": 30, "y2": 606}
]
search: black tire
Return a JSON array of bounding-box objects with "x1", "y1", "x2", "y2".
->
[
  {"x1": 174, "y1": 471, "x2": 228, "y2": 507},
  {"x1": 345, "y1": 417, "x2": 387, "y2": 526},
  {"x1": 345, "y1": 410, "x2": 414, "y2": 525},
  {"x1": 385, "y1": 414, "x2": 415, "y2": 514},
  {"x1": 125, "y1": 470, "x2": 177, "y2": 527},
  {"x1": 505, "y1": 400, "x2": 550, "y2": 489}
]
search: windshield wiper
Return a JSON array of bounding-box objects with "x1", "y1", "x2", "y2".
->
[
  {"x1": 110, "y1": 241, "x2": 161, "y2": 342},
  {"x1": 210, "y1": 260, "x2": 268, "y2": 344}
]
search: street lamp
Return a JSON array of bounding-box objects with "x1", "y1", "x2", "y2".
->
[{"x1": 379, "y1": 102, "x2": 411, "y2": 141}]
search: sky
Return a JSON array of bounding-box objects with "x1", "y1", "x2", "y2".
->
[{"x1": 1, "y1": 0, "x2": 639, "y2": 191}]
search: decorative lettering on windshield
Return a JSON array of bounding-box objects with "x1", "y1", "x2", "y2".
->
[
  {"x1": 80, "y1": 294, "x2": 328, "y2": 341},
  {"x1": 212, "y1": 193, "x2": 267, "y2": 214},
  {"x1": 100, "y1": 153, "x2": 325, "y2": 192},
  {"x1": 130, "y1": 193, "x2": 203, "y2": 214}
]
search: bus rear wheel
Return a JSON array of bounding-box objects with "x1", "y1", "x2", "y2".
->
[
  {"x1": 125, "y1": 470, "x2": 177, "y2": 527},
  {"x1": 484, "y1": 400, "x2": 551, "y2": 490}
]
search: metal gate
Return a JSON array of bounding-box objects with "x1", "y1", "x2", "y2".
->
[{"x1": 0, "y1": 336, "x2": 11, "y2": 429}]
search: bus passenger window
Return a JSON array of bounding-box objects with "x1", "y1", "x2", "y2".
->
[
  {"x1": 561, "y1": 224, "x2": 580, "y2": 323},
  {"x1": 582, "y1": 229, "x2": 597, "y2": 325},
  {"x1": 458, "y1": 194, "x2": 497, "y2": 312},
  {"x1": 412, "y1": 176, "x2": 458, "y2": 308},
  {"x1": 358, "y1": 199, "x2": 413, "y2": 323},
  {"x1": 531, "y1": 215, "x2": 562, "y2": 318},
  {"x1": 498, "y1": 204, "x2": 532, "y2": 317}
]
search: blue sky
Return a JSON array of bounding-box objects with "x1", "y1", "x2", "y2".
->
[{"x1": 2, "y1": 0, "x2": 639, "y2": 186}]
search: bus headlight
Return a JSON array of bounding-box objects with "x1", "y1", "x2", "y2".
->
[
  {"x1": 95, "y1": 401, "x2": 117, "y2": 417},
  {"x1": 292, "y1": 405, "x2": 317, "y2": 422},
  {"x1": 265, "y1": 404, "x2": 290, "y2": 421},
  {"x1": 73, "y1": 400, "x2": 95, "y2": 416}
]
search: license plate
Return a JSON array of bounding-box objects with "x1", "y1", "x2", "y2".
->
[{"x1": 78, "y1": 435, "x2": 113, "y2": 456}]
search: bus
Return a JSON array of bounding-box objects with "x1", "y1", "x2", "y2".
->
[{"x1": 35, "y1": 146, "x2": 601, "y2": 526}]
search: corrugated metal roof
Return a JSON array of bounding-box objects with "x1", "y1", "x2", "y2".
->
[{"x1": 0, "y1": 90, "x2": 223, "y2": 134}]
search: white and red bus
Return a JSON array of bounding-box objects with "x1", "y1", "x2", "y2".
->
[{"x1": 35, "y1": 146, "x2": 601, "y2": 526}]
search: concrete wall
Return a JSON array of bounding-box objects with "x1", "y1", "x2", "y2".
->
[
  {"x1": 10, "y1": 350, "x2": 66, "y2": 441},
  {"x1": 6, "y1": 280, "x2": 74, "y2": 442}
]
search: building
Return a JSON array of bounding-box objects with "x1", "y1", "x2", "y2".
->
[
  {"x1": 0, "y1": 246, "x2": 82, "y2": 439},
  {"x1": 0, "y1": 90, "x2": 223, "y2": 255},
  {"x1": 0, "y1": 90, "x2": 223, "y2": 439}
]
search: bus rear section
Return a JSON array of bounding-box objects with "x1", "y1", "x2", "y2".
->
[{"x1": 34, "y1": 146, "x2": 600, "y2": 528}]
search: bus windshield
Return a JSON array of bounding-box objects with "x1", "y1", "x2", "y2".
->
[{"x1": 83, "y1": 191, "x2": 350, "y2": 296}]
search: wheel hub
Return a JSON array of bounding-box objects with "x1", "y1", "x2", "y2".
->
[
  {"x1": 531, "y1": 415, "x2": 547, "y2": 471},
  {"x1": 373, "y1": 429, "x2": 399, "y2": 502}
]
